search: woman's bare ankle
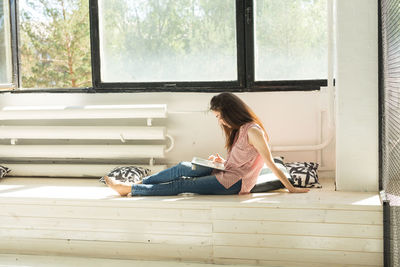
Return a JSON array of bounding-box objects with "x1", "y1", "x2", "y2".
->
[{"x1": 104, "y1": 176, "x2": 132, "y2": 196}]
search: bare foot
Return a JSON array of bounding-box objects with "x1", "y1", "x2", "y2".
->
[{"x1": 104, "y1": 176, "x2": 132, "y2": 196}]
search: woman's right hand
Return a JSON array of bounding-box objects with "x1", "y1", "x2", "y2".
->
[{"x1": 208, "y1": 153, "x2": 225, "y2": 163}]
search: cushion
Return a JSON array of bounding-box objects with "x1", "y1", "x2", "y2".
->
[
  {"x1": 285, "y1": 162, "x2": 321, "y2": 188},
  {"x1": 99, "y1": 166, "x2": 151, "y2": 184},
  {"x1": 250, "y1": 157, "x2": 294, "y2": 193},
  {"x1": 0, "y1": 166, "x2": 10, "y2": 179}
]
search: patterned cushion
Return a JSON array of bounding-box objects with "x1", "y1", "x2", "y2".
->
[
  {"x1": 0, "y1": 166, "x2": 10, "y2": 179},
  {"x1": 99, "y1": 166, "x2": 151, "y2": 184},
  {"x1": 285, "y1": 162, "x2": 321, "y2": 188},
  {"x1": 250, "y1": 157, "x2": 294, "y2": 193}
]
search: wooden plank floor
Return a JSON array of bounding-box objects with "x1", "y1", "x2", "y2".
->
[
  {"x1": 0, "y1": 177, "x2": 383, "y2": 267},
  {"x1": 0, "y1": 254, "x2": 254, "y2": 267}
]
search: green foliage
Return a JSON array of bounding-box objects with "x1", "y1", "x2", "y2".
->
[
  {"x1": 100, "y1": 0, "x2": 326, "y2": 82},
  {"x1": 20, "y1": 0, "x2": 91, "y2": 88},
  {"x1": 99, "y1": 0, "x2": 237, "y2": 82},
  {"x1": 255, "y1": 0, "x2": 327, "y2": 80},
  {"x1": 17, "y1": 0, "x2": 327, "y2": 87}
]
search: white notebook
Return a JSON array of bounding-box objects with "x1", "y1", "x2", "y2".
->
[{"x1": 191, "y1": 157, "x2": 225, "y2": 171}]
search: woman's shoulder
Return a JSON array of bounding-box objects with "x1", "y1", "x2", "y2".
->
[
  {"x1": 241, "y1": 121, "x2": 261, "y2": 131},
  {"x1": 247, "y1": 124, "x2": 264, "y2": 140},
  {"x1": 238, "y1": 122, "x2": 262, "y2": 141},
  {"x1": 245, "y1": 122, "x2": 269, "y2": 143}
]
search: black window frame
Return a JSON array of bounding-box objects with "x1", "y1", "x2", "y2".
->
[
  {"x1": 3, "y1": 0, "x2": 328, "y2": 93},
  {"x1": 89, "y1": 0, "x2": 247, "y2": 92},
  {"x1": 10, "y1": 0, "x2": 19, "y2": 88},
  {"x1": 242, "y1": 0, "x2": 327, "y2": 92},
  {"x1": 0, "y1": 0, "x2": 19, "y2": 89}
]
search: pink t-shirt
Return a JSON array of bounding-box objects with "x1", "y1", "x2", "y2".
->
[{"x1": 213, "y1": 122, "x2": 265, "y2": 194}]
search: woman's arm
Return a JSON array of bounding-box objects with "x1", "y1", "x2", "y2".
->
[{"x1": 248, "y1": 127, "x2": 309, "y2": 193}]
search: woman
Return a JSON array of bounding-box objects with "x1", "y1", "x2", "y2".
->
[{"x1": 105, "y1": 93, "x2": 309, "y2": 196}]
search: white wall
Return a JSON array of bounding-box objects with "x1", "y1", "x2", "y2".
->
[
  {"x1": 0, "y1": 91, "x2": 336, "y2": 178},
  {"x1": 1, "y1": 0, "x2": 382, "y2": 188},
  {"x1": 335, "y1": 0, "x2": 379, "y2": 191}
]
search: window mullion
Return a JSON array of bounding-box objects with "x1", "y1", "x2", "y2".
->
[
  {"x1": 89, "y1": 0, "x2": 101, "y2": 89},
  {"x1": 244, "y1": 0, "x2": 254, "y2": 90},
  {"x1": 236, "y1": 0, "x2": 246, "y2": 89},
  {"x1": 1, "y1": 0, "x2": 18, "y2": 89}
]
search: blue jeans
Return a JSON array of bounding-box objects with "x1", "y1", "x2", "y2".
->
[{"x1": 131, "y1": 162, "x2": 241, "y2": 196}]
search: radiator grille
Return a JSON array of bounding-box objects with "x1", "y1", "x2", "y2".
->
[
  {"x1": 0, "y1": 104, "x2": 169, "y2": 177},
  {"x1": 380, "y1": 0, "x2": 400, "y2": 266}
]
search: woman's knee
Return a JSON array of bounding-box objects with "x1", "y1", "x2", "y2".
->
[
  {"x1": 176, "y1": 161, "x2": 192, "y2": 172},
  {"x1": 177, "y1": 161, "x2": 191, "y2": 168},
  {"x1": 173, "y1": 161, "x2": 192, "y2": 176}
]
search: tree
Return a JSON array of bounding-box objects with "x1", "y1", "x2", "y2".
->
[
  {"x1": 18, "y1": 0, "x2": 327, "y2": 87},
  {"x1": 19, "y1": 0, "x2": 91, "y2": 88},
  {"x1": 254, "y1": 0, "x2": 327, "y2": 80},
  {"x1": 99, "y1": 0, "x2": 236, "y2": 82}
]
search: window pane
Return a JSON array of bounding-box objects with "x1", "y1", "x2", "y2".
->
[
  {"x1": 254, "y1": 0, "x2": 327, "y2": 81},
  {"x1": 19, "y1": 0, "x2": 91, "y2": 88},
  {"x1": 0, "y1": 0, "x2": 12, "y2": 84},
  {"x1": 98, "y1": 0, "x2": 237, "y2": 83}
]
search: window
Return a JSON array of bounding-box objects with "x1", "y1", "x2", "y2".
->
[
  {"x1": 92, "y1": 0, "x2": 327, "y2": 91},
  {"x1": 254, "y1": 0, "x2": 327, "y2": 81},
  {"x1": 98, "y1": 0, "x2": 237, "y2": 83},
  {"x1": 19, "y1": 0, "x2": 91, "y2": 88},
  {"x1": 3, "y1": 0, "x2": 328, "y2": 92},
  {"x1": 0, "y1": 0, "x2": 13, "y2": 87}
]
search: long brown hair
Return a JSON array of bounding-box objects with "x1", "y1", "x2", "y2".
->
[{"x1": 210, "y1": 92, "x2": 270, "y2": 151}]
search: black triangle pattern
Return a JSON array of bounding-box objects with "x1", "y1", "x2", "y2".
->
[
  {"x1": 99, "y1": 166, "x2": 151, "y2": 184},
  {"x1": 285, "y1": 162, "x2": 321, "y2": 188},
  {"x1": 0, "y1": 166, "x2": 10, "y2": 179}
]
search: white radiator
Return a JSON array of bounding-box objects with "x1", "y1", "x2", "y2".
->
[
  {"x1": 0, "y1": 126, "x2": 166, "y2": 140},
  {"x1": 0, "y1": 104, "x2": 172, "y2": 177}
]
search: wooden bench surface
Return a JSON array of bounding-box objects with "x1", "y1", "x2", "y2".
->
[
  {"x1": 0, "y1": 177, "x2": 381, "y2": 210},
  {"x1": 0, "y1": 177, "x2": 383, "y2": 266}
]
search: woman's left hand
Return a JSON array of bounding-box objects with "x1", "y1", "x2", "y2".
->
[{"x1": 288, "y1": 187, "x2": 310, "y2": 193}]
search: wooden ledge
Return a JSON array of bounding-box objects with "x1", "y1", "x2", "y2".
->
[
  {"x1": 0, "y1": 177, "x2": 382, "y2": 211},
  {"x1": 0, "y1": 177, "x2": 383, "y2": 266}
]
